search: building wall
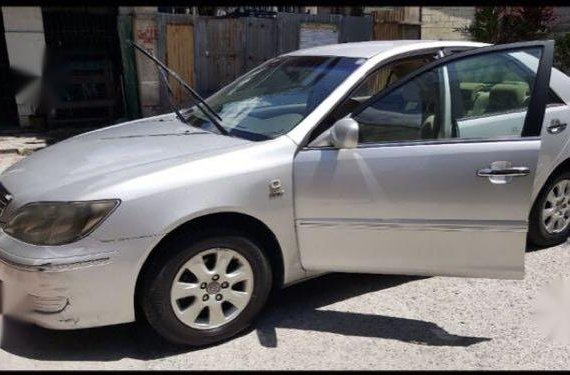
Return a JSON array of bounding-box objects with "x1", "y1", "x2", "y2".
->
[
  {"x1": 132, "y1": 7, "x2": 161, "y2": 117},
  {"x1": 1, "y1": 6, "x2": 45, "y2": 127},
  {"x1": 304, "y1": 7, "x2": 317, "y2": 15},
  {"x1": 118, "y1": 6, "x2": 141, "y2": 120},
  {"x1": 421, "y1": 7, "x2": 570, "y2": 40},
  {"x1": 421, "y1": 7, "x2": 475, "y2": 41},
  {"x1": 316, "y1": 7, "x2": 363, "y2": 16}
]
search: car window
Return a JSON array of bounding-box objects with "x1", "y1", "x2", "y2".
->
[
  {"x1": 453, "y1": 53, "x2": 535, "y2": 120},
  {"x1": 183, "y1": 55, "x2": 363, "y2": 141},
  {"x1": 307, "y1": 53, "x2": 437, "y2": 143},
  {"x1": 352, "y1": 55, "x2": 436, "y2": 100},
  {"x1": 355, "y1": 69, "x2": 443, "y2": 144},
  {"x1": 547, "y1": 90, "x2": 565, "y2": 107},
  {"x1": 353, "y1": 47, "x2": 543, "y2": 145}
]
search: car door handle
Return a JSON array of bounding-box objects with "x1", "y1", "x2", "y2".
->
[
  {"x1": 547, "y1": 119, "x2": 567, "y2": 134},
  {"x1": 477, "y1": 166, "x2": 530, "y2": 177}
]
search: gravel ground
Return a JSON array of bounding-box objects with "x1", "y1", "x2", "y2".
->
[
  {"x1": 1, "y1": 149, "x2": 570, "y2": 370},
  {"x1": 0, "y1": 243, "x2": 569, "y2": 370},
  {"x1": 0, "y1": 154, "x2": 24, "y2": 174}
]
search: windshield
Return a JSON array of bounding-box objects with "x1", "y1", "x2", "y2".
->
[{"x1": 181, "y1": 56, "x2": 364, "y2": 140}]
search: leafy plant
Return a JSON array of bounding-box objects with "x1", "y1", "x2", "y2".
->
[
  {"x1": 456, "y1": 6, "x2": 556, "y2": 43},
  {"x1": 555, "y1": 33, "x2": 570, "y2": 74}
]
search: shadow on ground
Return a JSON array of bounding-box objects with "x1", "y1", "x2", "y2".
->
[
  {"x1": 0, "y1": 271, "x2": 492, "y2": 362},
  {"x1": 256, "y1": 273, "x2": 489, "y2": 348}
]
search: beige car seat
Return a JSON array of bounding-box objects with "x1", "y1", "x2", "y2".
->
[
  {"x1": 468, "y1": 91, "x2": 490, "y2": 117},
  {"x1": 420, "y1": 114, "x2": 435, "y2": 139},
  {"x1": 459, "y1": 82, "x2": 485, "y2": 113},
  {"x1": 487, "y1": 82, "x2": 529, "y2": 113}
]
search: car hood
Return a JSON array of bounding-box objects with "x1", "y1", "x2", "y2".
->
[{"x1": 0, "y1": 115, "x2": 253, "y2": 201}]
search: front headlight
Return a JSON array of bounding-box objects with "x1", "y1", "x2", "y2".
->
[{"x1": 3, "y1": 200, "x2": 120, "y2": 246}]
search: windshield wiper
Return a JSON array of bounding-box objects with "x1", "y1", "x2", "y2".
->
[
  {"x1": 158, "y1": 68, "x2": 189, "y2": 126},
  {"x1": 130, "y1": 41, "x2": 228, "y2": 136}
]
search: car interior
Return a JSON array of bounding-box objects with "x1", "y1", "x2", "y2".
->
[
  {"x1": 355, "y1": 70, "x2": 441, "y2": 143},
  {"x1": 452, "y1": 52, "x2": 537, "y2": 121},
  {"x1": 308, "y1": 49, "x2": 566, "y2": 146},
  {"x1": 457, "y1": 80, "x2": 530, "y2": 119},
  {"x1": 350, "y1": 51, "x2": 544, "y2": 143},
  {"x1": 307, "y1": 53, "x2": 438, "y2": 144}
]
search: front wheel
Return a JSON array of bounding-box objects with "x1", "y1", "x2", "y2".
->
[
  {"x1": 529, "y1": 172, "x2": 570, "y2": 247},
  {"x1": 139, "y1": 233, "x2": 273, "y2": 346}
]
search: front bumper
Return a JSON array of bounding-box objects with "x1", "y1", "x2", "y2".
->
[{"x1": 0, "y1": 232, "x2": 157, "y2": 330}]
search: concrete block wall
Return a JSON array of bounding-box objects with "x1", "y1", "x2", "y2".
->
[
  {"x1": 421, "y1": 7, "x2": 570, "y2": 40},
  {"x1": 421, "y1": 7, "x2": 475, "y2": 41},
  {"x1": 1, "y1": 6, "x2": 45, "y2": 127},
  {"x1": 132, "y1": 7, "x2": 161, "y2": 117}
]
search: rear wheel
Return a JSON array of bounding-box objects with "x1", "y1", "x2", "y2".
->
[
  {"x1": 139, "y1": 233, "x2": 272, "y2": 346},
  {"x1": 529, "y1": 172, "x2": 570, "y2": 247}
]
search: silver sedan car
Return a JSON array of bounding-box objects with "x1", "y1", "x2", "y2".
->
[{"x1": 0, "y1": 39, "x2": 569, "y2": 346}]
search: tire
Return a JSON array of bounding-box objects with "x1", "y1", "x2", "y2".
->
[
  {"x1": 529, "y1": 172, "x2": 570, "y2": 247},
  {"x1": 138, "y1": 231, "x2": 272, "y2": 346}
]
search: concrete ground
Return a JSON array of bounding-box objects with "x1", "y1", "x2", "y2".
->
[
  {"x1": 0, "y1": 135, "x2": 46, "y2": 173},
  {"x1": 0, "y1": 242, "x2": 569, "y2": 370},
  {"x1": 1, "y1": 146, "x2": 570, "y2": 370},
  {"x1": 0, "y1": 153, "x2": 25, "y2": 173}
]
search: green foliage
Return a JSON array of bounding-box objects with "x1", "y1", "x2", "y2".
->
[
  {"x1": 555, "y1": 33, "x2": 570, "y2": 74},
  {"x1": 456, "y1": 6, "x2": 556, "y2": 43},
  {"x1": 457, "y1": 7, "x2": 570, "y2": 74}
]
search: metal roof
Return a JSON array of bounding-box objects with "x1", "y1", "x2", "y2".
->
[{"x1": 285, "y1": 40, "x2": 487, "y2": 59}]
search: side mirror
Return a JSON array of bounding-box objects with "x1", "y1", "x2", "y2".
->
[{"x1": 331, "y1": 118, "x2": 359, "y2": 149}]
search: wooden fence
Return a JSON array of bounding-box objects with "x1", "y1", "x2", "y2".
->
[
  {"x1": 372, "y1": 8, "x2": 421, "y2": 40},
  {"x1": 152, "y1": 10, "x2": 422, "y2": 111}
]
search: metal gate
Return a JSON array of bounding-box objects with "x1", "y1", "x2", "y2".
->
[
  {"x1": 154, "y1": 12, "x2": 374, "y2": 106},
  {"x1": 41, "y1": 6, "x2": 125, "y2": 127},
  {"x1": 244, "y1": 18, "x2": 277, "y2": 71},
  {"x1": 194, "y1": 18, "x2": 245, "y2": 96},
  {"x1": 193, "y1": 14, "x2": 373, "y2": 97}
]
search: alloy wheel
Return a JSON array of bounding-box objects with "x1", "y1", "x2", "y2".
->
[
  {"x1": 170, "y1": 248, "x2": 254, "y2": 330},
  {"x1": 542, "y1": 179, "x2": 570, "y2": 234}
]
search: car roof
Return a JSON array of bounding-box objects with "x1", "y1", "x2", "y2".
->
[{"x1": 284, "y1": 40, "x2": 488, "y2": 59}]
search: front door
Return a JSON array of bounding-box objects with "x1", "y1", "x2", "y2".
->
[{"x1": 294, "y1": 41, "x2": 554, "y2": 279}]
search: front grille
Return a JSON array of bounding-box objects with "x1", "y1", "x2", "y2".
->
[{"x1": 0, "y1": 182, "x2": 12, "y2": 219}]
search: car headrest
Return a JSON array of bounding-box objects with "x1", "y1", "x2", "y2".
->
[
  {"x1": 468, "y1": 91, "x2": 490, "y2": 117},
  {"x1": 487, "y1": 83, "x2": 528, "y2": 113},
  {"x1": 460, "y1": 82, "x2": 485, "y2": 100}
]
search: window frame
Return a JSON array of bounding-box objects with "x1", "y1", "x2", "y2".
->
[
  {"x1": 356, "y1": 67, "x2": 445, "y2": 145},
  {"x1": 347, "y1": 41, "x2": 554, "y2": 147},
  {"x1": 449, "y1": 50, "x2": 545, "y2": 124},
  {"x1": 303, "y1": 47, "x2": 443, "y2": 145}
]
